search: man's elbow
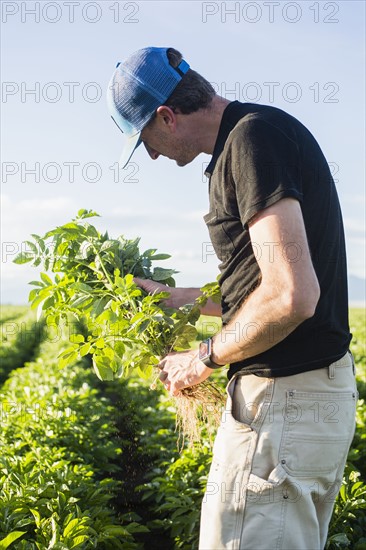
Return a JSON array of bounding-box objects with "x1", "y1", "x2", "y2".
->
[{"x1": 283, "y1": 278, "x2": 320, "y2": 322}]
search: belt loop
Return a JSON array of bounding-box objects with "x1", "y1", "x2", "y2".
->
[{"x1": 328, "y1": 364, "x2": 335, "y2": 379}]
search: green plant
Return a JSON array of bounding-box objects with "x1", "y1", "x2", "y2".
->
[
  {"x1": 0, "y1": 305, "x2": 29, "y2": 325},
  {"x1": 0, "y1": 310, "x2": 44, "y2": 385},
  {"x1": 14, "y1": 210, "x2": 224, "y2": 444},
  {"x1": 13, "y1": 210, "x2": 216, "y2": 379},
  {"x1": 0, "y1": 334, "x2": 147, "y2": 549},
  {"x1": 326, "y1": 467, "x2": 366, "y2": 549}
]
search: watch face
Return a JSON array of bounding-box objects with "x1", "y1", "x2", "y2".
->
[{"x1": 199, "y1": 339, "x2": 210, "y2": 360}]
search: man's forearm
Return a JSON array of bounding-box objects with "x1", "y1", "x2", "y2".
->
[
  {"x1": 134, "y1": 278, "x2": 222, "y2": 316},
  {"x1": 211, "y1": 282, "x2": 316, "y2": 366},
  {"x1": 170, "y1": 288, "x2": 221, "y2": 317}
]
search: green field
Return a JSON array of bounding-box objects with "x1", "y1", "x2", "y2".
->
[{"x1": 0, "y1": 307, "x2": 365, "y2": 549}]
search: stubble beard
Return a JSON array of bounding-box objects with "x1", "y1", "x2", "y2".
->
[{"x1": 175, "y1": 139, "x2": 198, "y2": 167}]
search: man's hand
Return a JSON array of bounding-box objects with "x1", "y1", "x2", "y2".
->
[
  {"x1": 134, "y1": 277, "x2": 177, "y2": 308},
  {"x1": 134, "y1": 277, "x2": 222, "y2": 316},
  {"x1": 158, "y1": 349, "x2": 213, "y2": 396}
]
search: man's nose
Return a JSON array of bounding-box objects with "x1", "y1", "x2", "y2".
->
[{"x1": 144, "y1": 143, "x2": 160, "y2": 160}]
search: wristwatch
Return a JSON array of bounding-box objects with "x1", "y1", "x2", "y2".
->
[{"x1": 198, "y1": 338, "x2": 224, "y2": 369}]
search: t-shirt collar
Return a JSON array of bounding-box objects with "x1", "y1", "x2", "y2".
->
[{"x1": 205, "y1": 100, "x2": 245, "y2": 177}]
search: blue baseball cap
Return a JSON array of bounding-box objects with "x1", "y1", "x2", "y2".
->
[{"x1": 107, "y1": 47, "x2": 190, "y2": 168}]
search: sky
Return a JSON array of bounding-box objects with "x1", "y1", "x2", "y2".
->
[{"x1": 1, "y1": 0, "x2": 365, "y2": 304}]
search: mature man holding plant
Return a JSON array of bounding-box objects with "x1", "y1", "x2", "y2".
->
[{"x1": 107, "y1": 47, "x2": 357, "y2": 549}]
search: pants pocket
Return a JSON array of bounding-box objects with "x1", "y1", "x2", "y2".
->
[
  {"x1": 242, "y1": 466, "x2": 321, "y2": 550},
  {"x1": 246, "y1": 463, "x2": 288, "y2": 504},
  {"x1": 279, "y1": 389, "x2": 357, "y2": 482}
]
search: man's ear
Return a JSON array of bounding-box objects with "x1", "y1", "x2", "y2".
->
[{"x1": 156, "y1": 105, "x2": 177, "y2": 129}]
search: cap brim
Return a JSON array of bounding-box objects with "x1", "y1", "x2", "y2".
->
[{"x1": 119, "y1": 132, "x2": 141, "y2": 169}]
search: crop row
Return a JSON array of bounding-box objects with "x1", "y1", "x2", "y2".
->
[
  {"x1": 0, "y1": 306, "x2": 29, "y2": 325},
  {"x1": 0, "y1": 331, "x2": 149, "y2": 549},
  {"x1": 0, "y1": 312, "x2": 44, "y2": 385},
  {"x1": 1, "y1": 308, "x2": 365, "y2": 549}
]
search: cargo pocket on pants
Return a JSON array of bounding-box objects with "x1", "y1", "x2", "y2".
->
[
  {"x1": 234, "y1": 464, "x2": 292, "y2": 550},
  {"x1": 279, "y1": 389, "x2": 357, "y2": 483}
]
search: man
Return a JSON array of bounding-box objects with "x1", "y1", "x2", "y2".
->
[{"x1": 107, "y1": 47, "x2": 357, "y2": 549}]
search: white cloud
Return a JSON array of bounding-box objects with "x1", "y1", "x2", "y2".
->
[
  {"x1": 108, "y1": 207, "x2": 206, "y2": 223},
  {"x1": 343, "y1": 194, "x2": 366, "y2": 206},
  {"x1": 344, "y1": 217, "x2": 366, "y2": 234},
  {"x1": 1, "y1": 194, "x2": 77, "y2": 242}
]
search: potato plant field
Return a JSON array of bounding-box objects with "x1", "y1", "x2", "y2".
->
[{"x1": 0, "y1": 305, "x2": 365, "y2": 549}]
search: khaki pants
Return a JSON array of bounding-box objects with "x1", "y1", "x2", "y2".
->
[{"x1": 199, "y1": 352, "x2": 357, "y2": 550}]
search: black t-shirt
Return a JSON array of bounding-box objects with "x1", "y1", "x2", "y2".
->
[{"x1": 204, "y1": 101, "x2": 351, "y2": 379}]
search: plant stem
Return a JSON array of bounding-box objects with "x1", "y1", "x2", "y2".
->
[{"x1": 88, "y1": 242, "x2": 114, "y2": 288}]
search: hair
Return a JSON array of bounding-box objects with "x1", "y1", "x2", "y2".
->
[{"x1": 164, "y1": 48, "x2": 216, "y2": 114}]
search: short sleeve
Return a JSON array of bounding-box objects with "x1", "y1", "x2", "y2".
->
[{"x1": 228, "y1": 116, "x2": 303, "y2": 226}]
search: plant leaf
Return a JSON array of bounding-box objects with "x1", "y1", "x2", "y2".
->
[
  {"x1": 13, "y1": 252, "x2": 34, "y2": 265},
  {"x1": 92, "y1": 355, "x2": 114, "y2": 381},
  {"x1": 0, "y1": 532, "x2": 26, "y2": 549}
]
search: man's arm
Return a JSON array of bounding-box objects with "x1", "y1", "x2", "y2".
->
[
  {"x1": 211, "y1": 197, "x2": 320, "y2": 364},
  {"x1": 134, "y1": 278, "x2": 222, "y2": 316},
  {"x1": 159, "y1": 197, "x2": 320, "y2": 395}
]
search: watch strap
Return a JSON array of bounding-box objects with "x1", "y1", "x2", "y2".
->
[
  {"x1": 201, "y1": 354, "x2": 223, "y2": 369},
  {"x1": 199, "y1": 338, "x2": 224, "y2": 369}
]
